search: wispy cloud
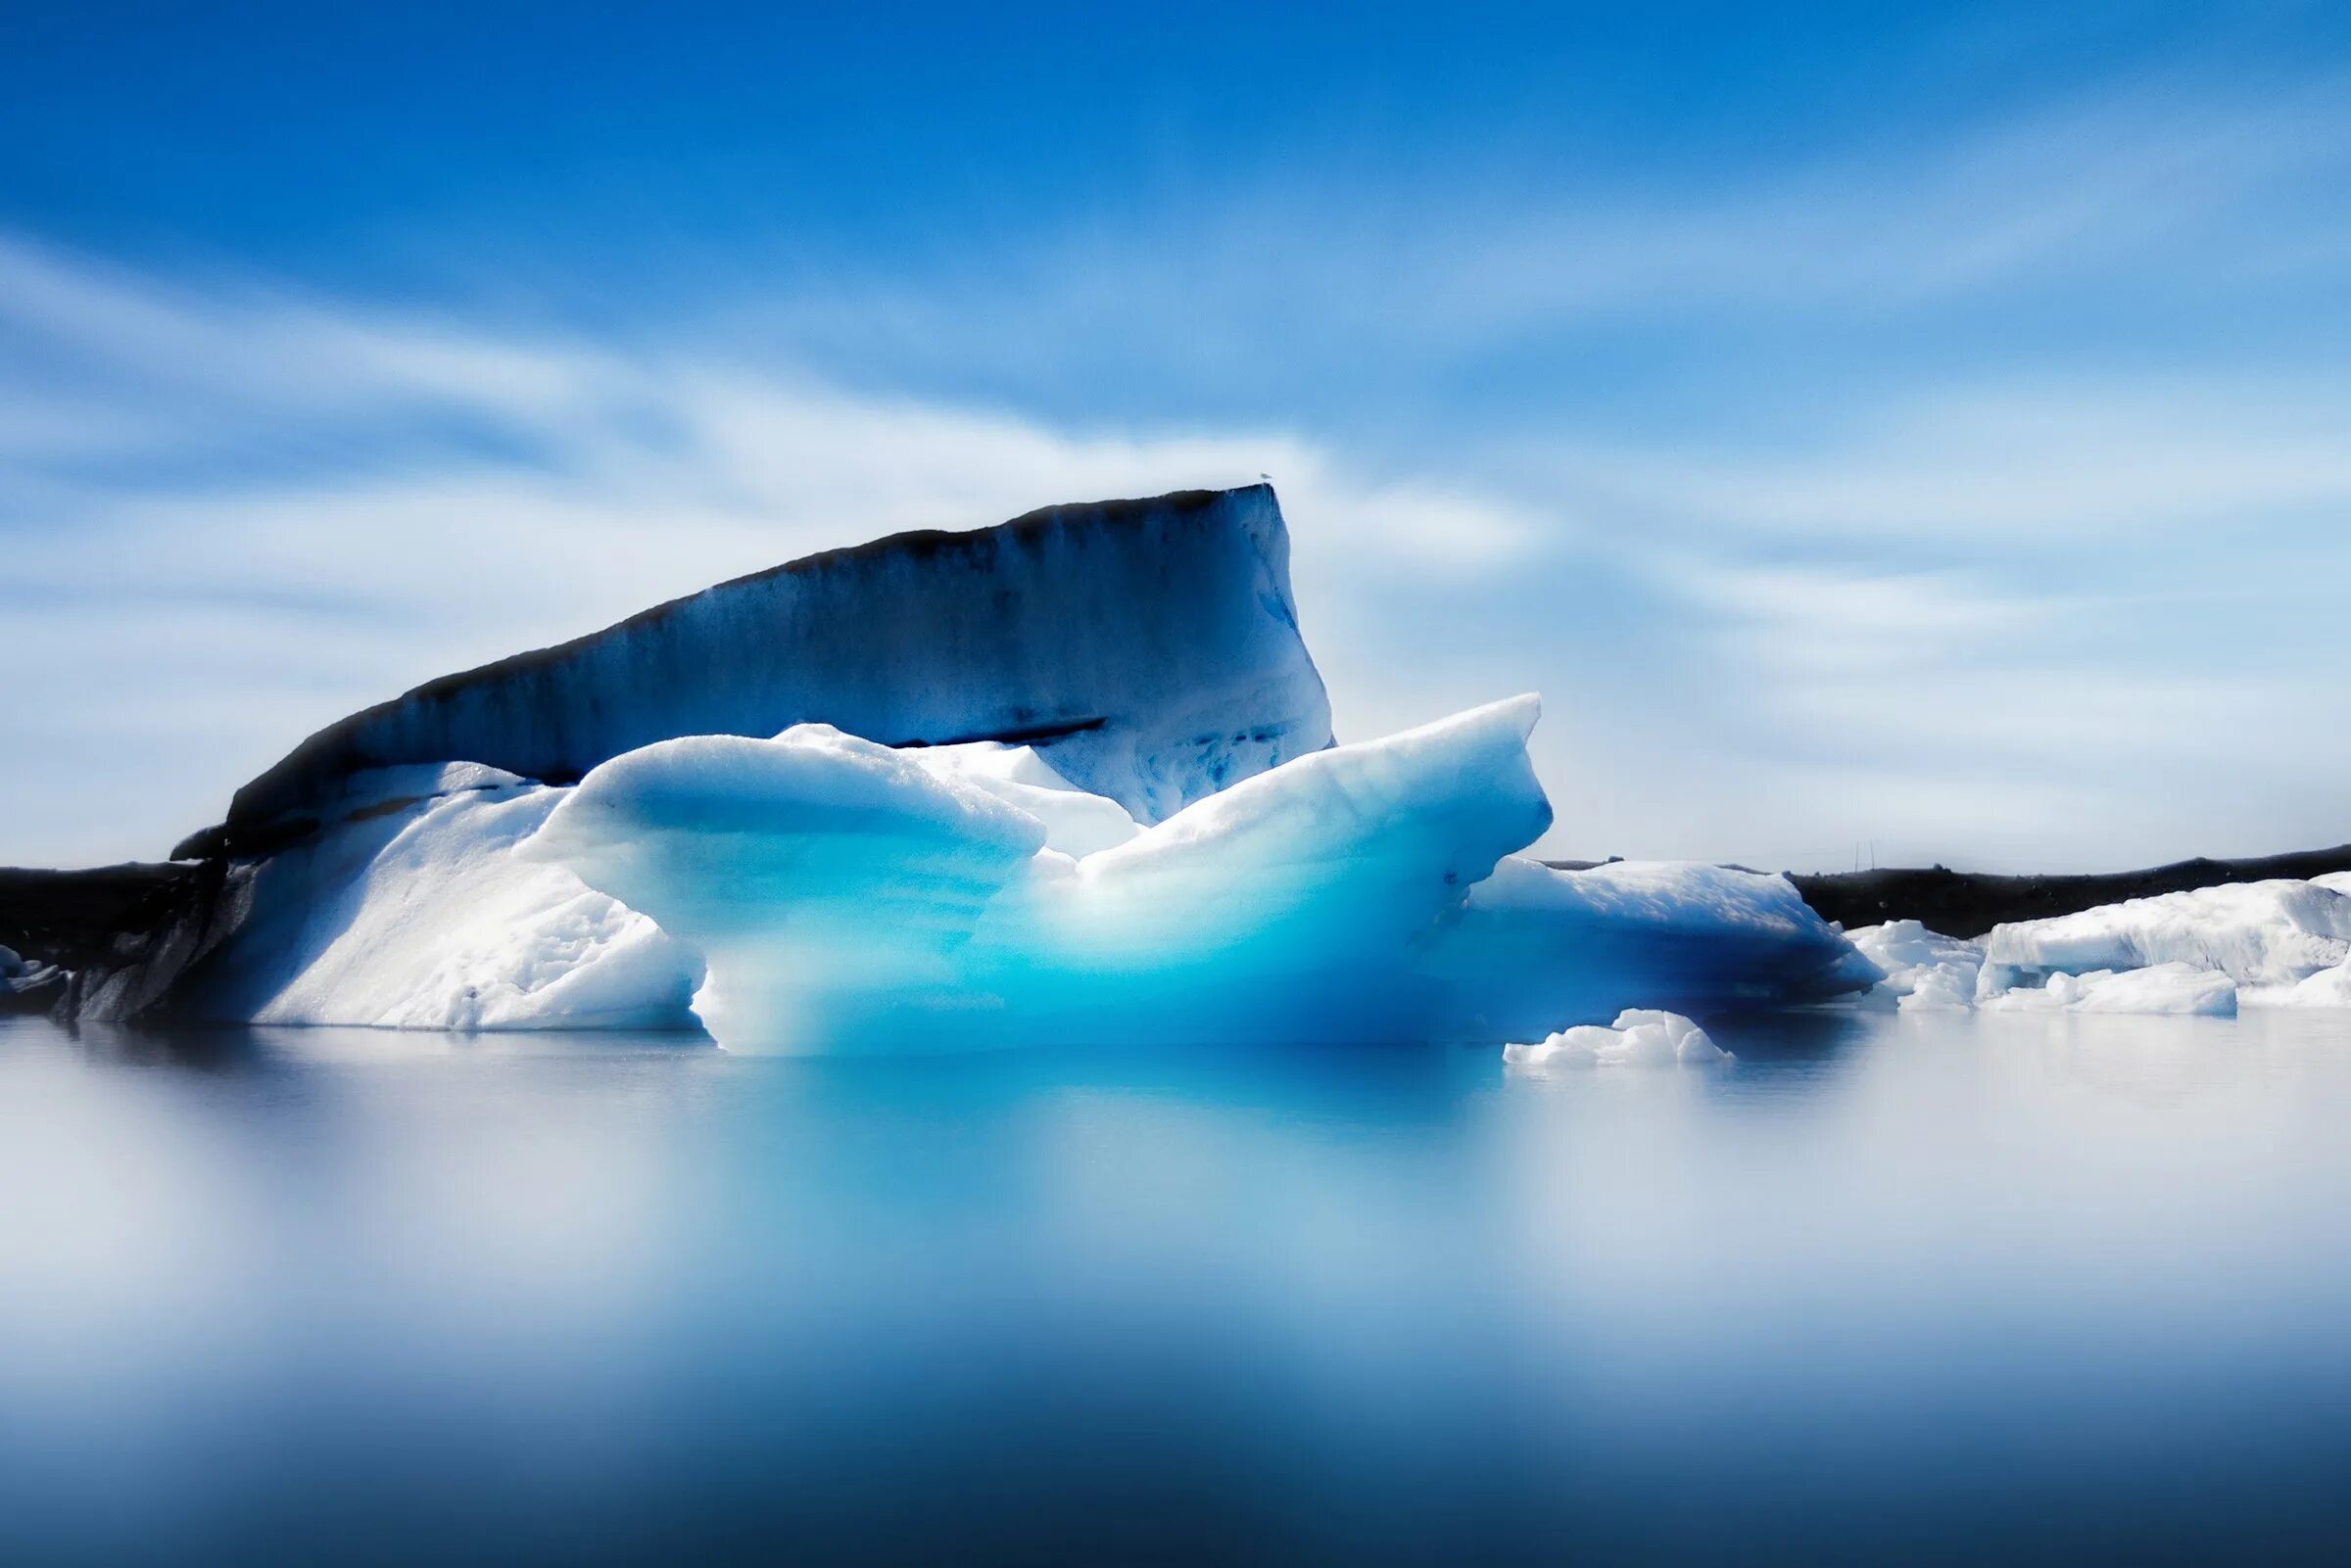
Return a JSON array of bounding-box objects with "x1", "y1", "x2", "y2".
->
[
  {"x1": 0, "y1": 234, "x2": 1559, "y2": 864},
  {"x1": 7, "y1": 53, "x2": 2351, "y2": 874}
]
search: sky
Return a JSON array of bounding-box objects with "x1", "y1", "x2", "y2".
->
[{"x1": 4, "y1": 0, "x2": 2350, "y2": 872}]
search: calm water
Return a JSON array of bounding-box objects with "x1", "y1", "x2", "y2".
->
[{"x1": 5, "y1": 1007, "x2": 2351, "y2": 1565}]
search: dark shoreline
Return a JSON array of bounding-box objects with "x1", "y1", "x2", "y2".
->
[{"x1": 1786, "y1": 843, "x2": 2351, "y2": 940}]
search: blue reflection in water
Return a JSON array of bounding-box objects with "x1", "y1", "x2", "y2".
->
[{"x1": 4, "y1": 1008, "x2": 2350, "y2": 1564}]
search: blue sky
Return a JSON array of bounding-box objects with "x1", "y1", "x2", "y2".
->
[{"x1": 5, "y1": 0, "x2": 2351, "y2": 870}]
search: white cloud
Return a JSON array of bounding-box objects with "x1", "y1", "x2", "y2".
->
[{"x1": 0, "y1": 235, "x2": 1558, "y2": 865}]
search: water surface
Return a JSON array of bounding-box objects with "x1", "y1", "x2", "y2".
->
[{"x1": 5, "y1": 1008, "x2": 2350, "y2": 1564}]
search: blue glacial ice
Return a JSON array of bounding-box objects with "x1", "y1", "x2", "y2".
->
[
  {"x1": 80, "y1": 484, "x2": 1896, "y2": 1046},
  {"x1": 520, "y1": 696, "x2": 1876, "y2": 1052},
  {"x1": 206, "y1": 485, "x2": 1331, "y2": 846}
]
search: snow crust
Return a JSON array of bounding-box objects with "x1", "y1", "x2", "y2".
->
[{"x1": 1504, "y1": 1009, "x2": 1729, "y2": 1069}]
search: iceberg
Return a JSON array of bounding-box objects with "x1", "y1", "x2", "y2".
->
[
  {"x1": 46, "y1": 484, "x2": 1883, "y2": 1044},
  {"x1": 196, "y1": 485, "x2": 1331, "y2": 853},
  {"x1": 81, "y1": 694, "x2": 1872, "y2": 1048},
  {"x1": 1503, "y1": 1008, "x2": 1730, "y2": 1069},
  {"x1": 1846, "y1": 921, "x2": 1985, "y2": 1012},
  {"x1": 525, "y1": 696, "x2": 1875, "y2": 1053},
  {"x1": 1978, "y1": 963, "x2": 2237, "y2": 1017},
  {"x1": 1977, "y1": 879, "x2": 2351, "y2": 1004}
]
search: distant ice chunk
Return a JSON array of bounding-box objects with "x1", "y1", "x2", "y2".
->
[
  {"x1": 1979, "y1": 962, "x2": 2236, "y2": 1017},
  {"x1": 1504, "y1": 1008, "x2": 1729, "y2": 1069},
  {"x1": 1846, "y1": 921, "x2": 1984, "y2": 1012},
  {"x1": 1978, "y1": 880, "x2": 2351, "y2": 1002},
  {"x1": 2312, "y1": 872, "x2": 2351, "y2": 897}
]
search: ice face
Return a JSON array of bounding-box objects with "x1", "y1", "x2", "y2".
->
[{"x1": 525, "y1": 696, "x2": 1876, "y2": 1053}]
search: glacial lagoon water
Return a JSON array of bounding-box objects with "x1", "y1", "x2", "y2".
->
[{"x1": 6, "y1": 1007, "x2": 2351, "y2": 1565}]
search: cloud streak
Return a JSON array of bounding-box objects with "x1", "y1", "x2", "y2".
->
[{"x1": 6, "y1": 55, "x2": 2351, "y2": 874}]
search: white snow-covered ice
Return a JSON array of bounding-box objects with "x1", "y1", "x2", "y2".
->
[
  {"x1": 1503, "y1": 1008, "x2": 1730, "y2": 1069},
  {"x1": 1976, "y1": 879, "x2": 2351, "y2": 1010},
  {"x1": 173, "y1": 764, "x2": 701, "y2": 1030},
  {"x1": 1846, "y1": 921, "x2": 1984, "y2": 1012},
  {"x1": 1980, "y1": 879, "x2": 2351, "y2": 991},
  {"x1": 1977, "y1": 962, "x2": 2237, "y2": 1017}
]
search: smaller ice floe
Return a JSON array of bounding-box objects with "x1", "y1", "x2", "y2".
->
[
  {"x1": 2313, "y1": 872, "x2": 2351, "y2": 896},
  {"x1": 1978, "y1": 962, "x2": 2236, "y2": 1017},
  {"x1": 1503, "y1": 1008, "x2": 1730, "y2": 1069},
  {"x1": 1979, "y1": 879, "x2": 2351, "y2": 996},
  {"x1": 1977, "y1": 879, "x2": 2351, "y2": 1010},
  {"x1": 1846, "y1": 921, "x2": 1984, "y2": 1012}
]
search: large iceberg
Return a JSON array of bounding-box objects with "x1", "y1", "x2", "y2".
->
[
  {"x1": 78, "y1": 696, "x2": 1874, "y2": 1048},
  {"x1": 44, "y1": 483, "x2": 1887, "y2": 1045},
  {"x1": 523, "y1": 696, "x2": 1874, "y2": 1053},
  {"x1": 193, "y1": 485, "x2": 1332, "y2": 853}
]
